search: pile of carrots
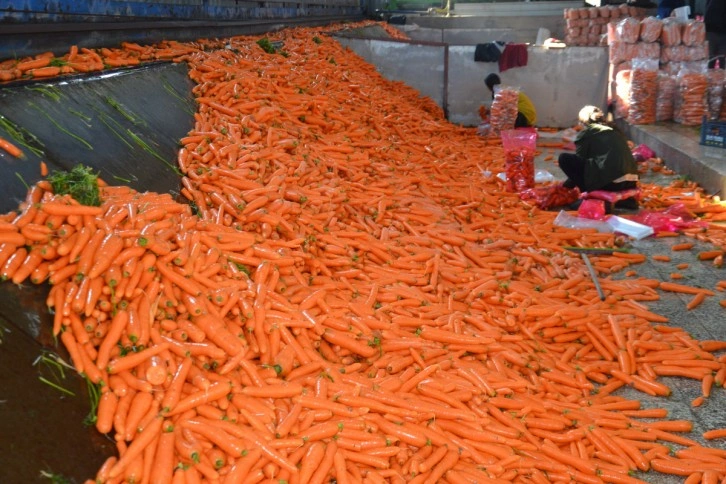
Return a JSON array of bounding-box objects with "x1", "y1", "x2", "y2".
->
[{"x1": 2, "y1": 21, "x2": 726, "y2": 484}]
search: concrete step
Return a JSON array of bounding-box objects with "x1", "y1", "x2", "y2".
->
[{"x1": 618, "y1": 121, "x2": 726, "y2": 198}]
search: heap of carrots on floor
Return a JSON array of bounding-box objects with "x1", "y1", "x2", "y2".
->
[{"x1": 2, "y1": 20, "x2": 726, "y2": 484}]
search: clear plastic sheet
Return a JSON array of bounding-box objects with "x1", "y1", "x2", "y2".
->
[{"x1": 707, "y1": 69, "x2": 724, "y2": 121}]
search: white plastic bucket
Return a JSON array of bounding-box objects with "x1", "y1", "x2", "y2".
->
[{"x1": 673, "y1": 6, "x2": 690, "y2": 21}]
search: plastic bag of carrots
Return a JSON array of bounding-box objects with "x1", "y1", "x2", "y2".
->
[
  {"x1": 627, "y1": 58, "x2": 658, "y2": 125},
  {"x1": 519, "y1": 183, "x2": 580, "y2": 209},
  {"x1": 639, "y1": 16, "x2": 663, "y2": 43},
  {"x1": 674, "y1": 62, "x2": 708, "y2": 126},
  {"x1": 681, "y1": 19, "x2": 706, "y2": 47},
  {"x1": 489, "y1": 84, "x2": 519, "y2": 136},
  {"x1": 501, "y1": 128, "x2": 537, "y2": 193},
  {"x1": 660, "y1": 17, "x2": 682, "y2": 47},
  {"x1": 656, "y1": 71, "x2": 677, "y2": 122}
]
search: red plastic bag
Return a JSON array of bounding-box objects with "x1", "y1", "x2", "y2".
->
[
  {"x1": 578, "y1": 199, "x2": 606, "y2": 220},
  {"x1": 631, "y1": 144, "x2": 656, "y2": 162},
  {"x1": 629, "y1": 203, "x2": 707, "y2": 233},
  {"x1": 520, "y1": 183, "x2": 580, "y2": 209},
  {"x1": 501, "y1": 129, "x2": 537, "y2": 193}
]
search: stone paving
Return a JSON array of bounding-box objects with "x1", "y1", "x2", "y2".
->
[{"x1": 533, "y1": 127, "x2": 726, "y2": 482}]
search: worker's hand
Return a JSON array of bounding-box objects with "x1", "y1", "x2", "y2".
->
[{"x1": 478, "y1": 105, "x2": 489, "y2": 122}]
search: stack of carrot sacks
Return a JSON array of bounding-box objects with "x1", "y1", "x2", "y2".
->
[{"x1": 2, "y1": 22, "x2": 726, "y2": 484}]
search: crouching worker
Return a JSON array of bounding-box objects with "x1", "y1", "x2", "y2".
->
[{"x1": 557, "y1": 105, "x2": 639, "y2": 211}]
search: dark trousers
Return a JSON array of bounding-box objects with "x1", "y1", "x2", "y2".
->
[
  {"x1": 514, "y1": 112, "x2": 530, "y2": 128},
  {"x1": 558, "y1": 153, "x2": 637, "y2": 192}
]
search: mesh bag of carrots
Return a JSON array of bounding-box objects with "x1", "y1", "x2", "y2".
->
[
  {"x1": 627, "y1": 58, "x2": 658, "y2": 125},
  {"x1": 489, "y1": 85, "x2": 519, "y2": 136},
  {"x1": 656, "y1": 71, "x2": 677, "y2": 122},
  {"x1": 674, "y1": 62, "x2": 709, "y2": 126},
  {"x1": 501, "y1": 128, "x2": 537, "y2": 193},
  {"x1": 519, "y1": 183, "x2": 580, "y2": 210}
]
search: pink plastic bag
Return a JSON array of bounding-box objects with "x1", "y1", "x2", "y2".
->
[
  {"x1": 501, "y1": 129, "x2": 537, "y2": 193},
  {"x1": 578, "y1": 199, "x2": 606, "y2": 220},
  {"x1": 629, "y1": 203, "x2": 707, "y2": 233},
  {"x1": 631, "y1": 144, "x2": 656, "y2": 162}
]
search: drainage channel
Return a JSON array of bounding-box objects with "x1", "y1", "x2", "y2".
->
[{"x1": 0, "y1": 61, "x2": 196, "y2": 483}]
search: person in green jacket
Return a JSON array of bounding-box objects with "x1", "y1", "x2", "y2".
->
[
  {"x1": 557, "y1": 105, "x2": 639, "y2": 209},
  {"x1": 484, "y1": 73, "x2": 537, "y2": 128}
]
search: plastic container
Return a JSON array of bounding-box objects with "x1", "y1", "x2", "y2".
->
[
  {"x1": 673, "y1": 6, "x2": 690, "y2": 21},
  {"x1": 701, "y1": 118, "x2": 726, "y2": 148},
  {"x1": 554, "y1": 210, "x2": 614, "y2": 233},
  {"x1": 606, "y1": 216, "x2": 654, "y2": 239}
]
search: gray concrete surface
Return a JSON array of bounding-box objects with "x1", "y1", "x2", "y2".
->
[
  {"x1": 619, "y1": 121, "x2": 726, "y2": 199},
  {"x1": 532, "y1": 126, "x2": 726, "y2": 482}
]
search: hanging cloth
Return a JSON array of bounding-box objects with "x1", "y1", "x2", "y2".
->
[
  {"x1": 474, "y1": 41, "x2": 505, "y2": 62},
  {"x1": 499, "y1": 43, "x2": 529, "y2": 72}
]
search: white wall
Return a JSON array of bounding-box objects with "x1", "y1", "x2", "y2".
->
[
  {"x1": 448, "y1": 45, "x2": 610, "y2": 127},
  {"x1": 336, "y1": 35, "x2": 610, "y2": 128}
]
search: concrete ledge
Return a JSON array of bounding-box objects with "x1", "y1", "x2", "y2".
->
[{"x1": 618, "y1": 120, "x2": 726, "y2": 197}]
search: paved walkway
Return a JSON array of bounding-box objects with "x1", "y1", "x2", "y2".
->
[
  {"x1": 530, "y1": 123, "x2": 726, "y2": 482},
  {"x1": 622, "y1": 121, "x2": 726, "y2": 199}
]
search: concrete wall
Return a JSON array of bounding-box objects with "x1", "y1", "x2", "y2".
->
[
  {"x1": 448, "y1": 44, "x2": 609, "y2": 127},
  {"x1": 335, "y1": 38, "x2": 447, "y2": 107},
  {"x1": 0, "y1": 0, "x2": 361, "y2": 23},
  {"x1": 336, "y1": 35, "x2": 610, "y2": 128}
]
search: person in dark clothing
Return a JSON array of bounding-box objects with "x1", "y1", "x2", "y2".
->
[
  {"x1": 484, "y1": 73, "x2": 537, "y2": 128},
  {"x1": 657, "y1": 0, "x2": 686, "y2": 18},
  {"x1": 706, "y1": 0, "x2": 726, "y2": 65},
  {"x1": 557, "y1": 105, "x2": 639, "y2": 209}
]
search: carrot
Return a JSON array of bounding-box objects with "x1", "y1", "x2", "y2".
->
[
  {"x1": 703, "y1": 428, "x2": 726, "y2": 440},
  {"x1": 0, "y1": 137, "x2": 23, "y2": 158},
  {"x1": 165, "y1": 380, "x2": 232, "y2": 416},
  {"x1": 671, "y1": 242, "x2": 694, "y2": 251},
  {"x1": 148, "y1": 424, "x2": 176, "y2": 484},
  {"x1": 29, "y1": 66, "x2": 62, "y2": 78},
  {"x1": 698, "y1": 250, "x2": 724, "y2": 261},
  {"x1": 40, "y1": 202, "x2": 104, "y2": 217},
  {"x1": 108, "y1": 416, "x2": 163, "y2": 478},
  {"x1": 96, "y1": 390, "x2": 118, "y2": 434},
  {"x1": 686, "y1": 292, "x2": 706, "y2": 310},
  {"x1": 299, "y1": 441, "x2": 326, "y2": 483},
  {"x1": 16, "y1": 56, "x2": 52, "y2": 72}
]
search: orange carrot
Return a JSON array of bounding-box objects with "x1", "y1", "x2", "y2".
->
[{"x1": 0, "y1": 137, "x2": 23, "y2": 158}]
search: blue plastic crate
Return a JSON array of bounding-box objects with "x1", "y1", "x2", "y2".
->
[{"x1": 701, "y1": 119, "x2": 726, "y2": 149}]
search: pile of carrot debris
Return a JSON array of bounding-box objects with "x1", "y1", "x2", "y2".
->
[{"x1": 2, "y1": 21, "x2": 726, "y2": 484}]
